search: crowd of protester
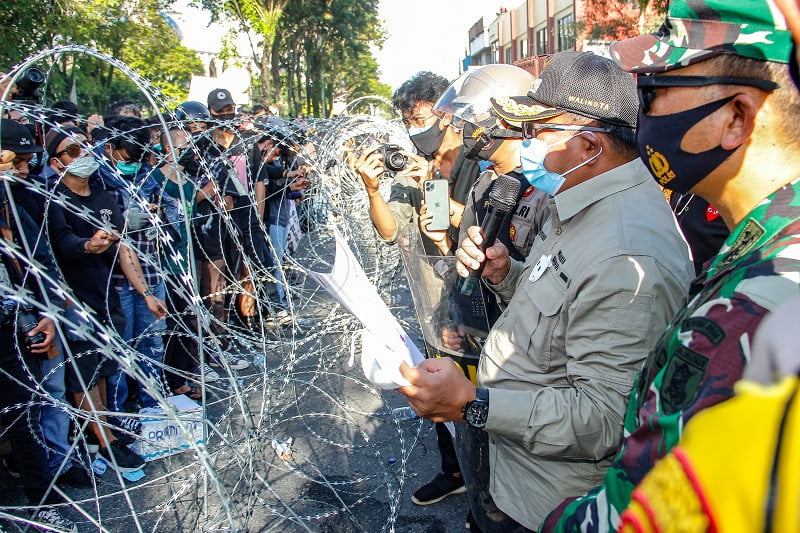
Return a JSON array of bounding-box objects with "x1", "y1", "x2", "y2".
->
[{"x1": 0, "y1": 81, "x2": 311, "y2": 531}]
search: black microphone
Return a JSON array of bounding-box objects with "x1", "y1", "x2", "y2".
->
[{"x1": 458, "y1": 173, "x2": 521, "y2": 295}]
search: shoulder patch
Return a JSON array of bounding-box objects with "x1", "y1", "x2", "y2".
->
[
  {"x1": 680, "y1": 317, "x2": 725, "y2": 346},
  {"x1": 662, "y1": 344, "x2": 710, "y2": 415}
]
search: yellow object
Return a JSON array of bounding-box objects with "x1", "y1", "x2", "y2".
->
[{"x1": 619, "y1": 376, "x2": 800, "y2": 532}]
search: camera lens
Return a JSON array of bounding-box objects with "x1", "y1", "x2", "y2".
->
[{"x1": 384, "y1": 151, "x2": 406, "y2": 172}]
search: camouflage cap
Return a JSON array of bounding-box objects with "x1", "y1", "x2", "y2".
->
[{"x1": 611, "y1": 0, "x2": 793, "y2": 73}]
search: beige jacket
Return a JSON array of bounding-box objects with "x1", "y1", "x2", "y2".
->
[{"x1": 479, "y1": 159, "x2": 694, "y2": 529}]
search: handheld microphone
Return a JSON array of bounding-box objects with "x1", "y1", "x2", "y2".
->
[{"x1": 458, "y1": 173, "x2": 521, "y2": 295}]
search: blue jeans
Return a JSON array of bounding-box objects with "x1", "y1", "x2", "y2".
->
[
  {"x1": 268, "y1": 224, "x2": 289, "y2": 305},
  {"x1": 109, "y1": 280, "x2": 166, "y2": 411},
  {"x1": 37, "y1": 339, "x2": 74, "y2": 475}
]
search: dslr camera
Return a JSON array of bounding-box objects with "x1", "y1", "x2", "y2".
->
[
  {"x1": 379, "y1": 143, "x2": 407, "y2": 172},
  {"x1": 0, "y1": 299, "x2": 46, "y2": 356},
  {"x1": 11, "y1": 67, "x2": 45, "y2": 103}
]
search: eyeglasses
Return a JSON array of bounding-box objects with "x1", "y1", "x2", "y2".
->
[
  {"x1": 402, "y1": 113, "x2": 437, "y2": 129},
  {"x1": 637, "y1": 75, "x2": 780, "y2": 114},
  {"x1": 521, "y1": 122, "x2": 612, "y2": 139},
  {"x1": 54, "y1": 144, "x2": 82, "y2": 159}
]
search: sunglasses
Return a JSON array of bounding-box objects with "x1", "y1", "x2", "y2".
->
[
  {"x1": 54, "y1": 144, "x2": 82, "y2": 159},
  {"x1": 521, "y1": 122, "x2": 611, "y2": 139},
  {"x1": 637, "y1": 75, "x2": 780, "y2": 114}
]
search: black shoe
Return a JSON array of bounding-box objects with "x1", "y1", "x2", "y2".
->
[
  {"x1": 411, "y1": 473, "x2": 466, "y2": 506},
  {"x1": 111, "y1": 428, "x2": 136, "y2": 447},
  {"x1": 98, "y1": 440, "x2": 144, "y2": 473},
  {"x1": 465, "y1": 510, "x2": 483, "y2": 531},
  {"x1": 57, "y1": 464, "x2": 93, "y2": 488}
]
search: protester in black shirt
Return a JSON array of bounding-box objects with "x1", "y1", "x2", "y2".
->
[{"x1": 45, "y1": 133, "x2": 165, "y2": 473}]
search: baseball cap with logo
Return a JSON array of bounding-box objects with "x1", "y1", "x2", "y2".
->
[
  {"x1": 207, "y1": 88, "x2": 235, "y2": 112},
  {"x1": 1, "y1": 118, "x2": 43, "y2": 154},
  {"x1": 610, "y1": 0, "x2": 793, "y2": 73},
  {"x1": 490, "y1": 51, "x2": 638, "y2": 128}
]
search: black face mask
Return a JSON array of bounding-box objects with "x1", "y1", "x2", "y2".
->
[
  {"x1": 177, "y1": 148, "x2": 200, "y2": 176},
  {"x1": 462, "y1": 121, "x2": 503, "y2": 161},
  {"x1": 637, "y1": 95, "x2": 737, "y2": 194},
  {"x1": 409, "y1": 120, "x2": 446, "y2": 158}
]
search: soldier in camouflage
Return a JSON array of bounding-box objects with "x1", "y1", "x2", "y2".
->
[{"x1": 542, "y1": 1, "x2": 800, "y2": 531}]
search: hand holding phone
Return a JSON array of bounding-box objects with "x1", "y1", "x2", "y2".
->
[{"x1": 423, "y1": 178, "x2": 451, "y2": 232}]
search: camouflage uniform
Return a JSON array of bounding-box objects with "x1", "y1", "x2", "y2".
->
[
  {"x1": 542, "y1": 178, "x2": 800, "y2": 532},
  {"x1": 539, "y1": 2, "x2": 797, "y2": 530}
]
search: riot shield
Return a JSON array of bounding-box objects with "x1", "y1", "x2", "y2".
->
[{"x1": 397, "y1": 223, "x2": 491, "y2": 385}]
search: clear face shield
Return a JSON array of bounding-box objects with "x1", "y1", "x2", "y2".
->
[{"x1": 433, "y1": 77, "x2": 495, "y2": 131}]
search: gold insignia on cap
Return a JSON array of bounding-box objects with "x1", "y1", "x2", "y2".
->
[{"x1": 493, "y1": 97, "x2": 555, "y2": 117}]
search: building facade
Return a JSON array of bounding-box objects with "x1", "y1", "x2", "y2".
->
[{"x1": 465, "y1": 0, "x2": 659, "y2": 76}]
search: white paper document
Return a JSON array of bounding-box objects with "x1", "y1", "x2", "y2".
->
[{"x1": 301, "y1": 228, "x2": 425, "y2": 389}]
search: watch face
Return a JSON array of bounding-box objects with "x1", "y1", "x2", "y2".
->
[{"x1": 466, "y1": 402, "x2": 488, "y2": 428}]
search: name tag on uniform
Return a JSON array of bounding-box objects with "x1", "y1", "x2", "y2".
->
[{"x1": 528, "y1": 254, "x2": 552, "y2": 282}]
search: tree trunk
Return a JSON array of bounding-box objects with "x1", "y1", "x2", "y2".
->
[
  {"x1": 259, "y1": 45, "x2": 271, "y2": 106},
  {"x1": 270, "y1": 33, "x2": 282, "y2": 109}
]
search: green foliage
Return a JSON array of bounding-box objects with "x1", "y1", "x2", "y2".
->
[
  {"x1": 0, "y1": 0, "x2": 203, "y2": 114},
  {"x1": 197, "y1": 0, "x2": 386, "y2": 116}
]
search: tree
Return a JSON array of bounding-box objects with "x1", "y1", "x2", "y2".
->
[
  {"x1": 0, "y1": 0, "x2": 203, "y2": 114},
  {"x1": 196, "y1": 0, "x2": 289, "y2": 108},
  {"x1": 583, "y1": 0, "x2": 667, "y2": 41},
  {"x1": 273, "y1": 0, "x2": 389, "y2": 116}
]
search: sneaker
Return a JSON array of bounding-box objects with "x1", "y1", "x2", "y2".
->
[
  {"x1": 411, "y1": 473, "x2": 466, "y2": 506},
  {"x1": 264, "y1": 309, "x2": 294, "y2": 327},
  {"x1": 98, "y1": 440, "x2": 145, "y2": 473},
  {"x1": 32, "y1": 507, "x2": 77, "y2": 533},
  {"x1": 57, "y1": 464, "x2": 93, "y2": 488},
  {"x1": 210, "y1": 354, "x2": 250, "y2": 370},
  {"x1": 193, "y1": 363, "x2": 220, "y2": 382},
  {"x1": 110, "y1": 428, "x2": 135, "y2": 447},
  {"x1": 112, "y1": 416, "x2": 142, "y2": 435}
]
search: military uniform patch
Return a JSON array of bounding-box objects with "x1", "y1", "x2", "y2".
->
[{"x1": 662, "y1": 345, "x2": 710, "y2": 414}]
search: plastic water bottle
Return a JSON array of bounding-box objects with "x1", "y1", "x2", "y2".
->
[{"x1": 391, "y1": 406, "x2": 420, "y2": 421}]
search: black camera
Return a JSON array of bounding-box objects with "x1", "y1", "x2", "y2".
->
[
  {"x1": 16, "y1": 309, "x2": 45, "y2": 355},
  {"x1": 12, "y1": 67, "x2": 45, "y2": 103},
  {"x1": 379, "y1": 143, "x2": 407, "y2": 172}
]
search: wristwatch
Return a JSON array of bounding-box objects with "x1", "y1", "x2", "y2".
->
[
  {"x1": 142, "y1": 288, "x2": 154, "y2": 298},
  {"x1": 462, "y1": 388, "x2": 489, "y2": 428}
]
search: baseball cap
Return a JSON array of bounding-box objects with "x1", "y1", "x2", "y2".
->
[
  {"x1": 490, "y1": 51, "x2": 638, "y2": 128},
  {"x1": 610, "y1": 0, "x2": 793, "y2": 73},
  {"x1": 207, "y1": 88, "x2": 235, "y2": 112},
  {"x1": 1, "y1": 118, "x2": 43, "y2": 154}
]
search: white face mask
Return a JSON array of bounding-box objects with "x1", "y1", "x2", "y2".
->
[{"x1": 65, "y1": 153, "x2": 100, "y2": 179}]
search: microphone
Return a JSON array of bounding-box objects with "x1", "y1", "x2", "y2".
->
[{"x1": 458, "y1": 173, "x2": 521, "y2": 295}]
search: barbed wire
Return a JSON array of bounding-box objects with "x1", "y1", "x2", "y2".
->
[{"x1": 0, "y1": 46, "x2": 433, "y2": 532}]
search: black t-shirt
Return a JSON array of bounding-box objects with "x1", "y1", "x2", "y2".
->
[
  {"x1": 46, "y1": 182, "x2": 125, "y2": 315},
  {"x1": 669, "y1": 193, "x2": 729, "y2": 276}
]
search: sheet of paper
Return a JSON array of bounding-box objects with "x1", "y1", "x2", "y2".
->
[{"x1": 301, "y1": 228, "x2": 424, "y2": 388}]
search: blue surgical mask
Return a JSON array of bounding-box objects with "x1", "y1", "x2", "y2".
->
[
  {"x1": 519, "y1": 133, "x2": 602, "y2": 196},
  {"x1": 116, "y1": 160, "x2": 141, "y2": 176},
  {"x1": 66, "y1": 154, "x2": 100, "y2": 179}
]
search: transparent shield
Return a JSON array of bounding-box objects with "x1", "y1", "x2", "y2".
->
[{"x1": 397, "y1": 223, "x2": 489, "y2": 383}]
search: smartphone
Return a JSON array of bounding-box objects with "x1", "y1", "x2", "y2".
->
[{"x1": 424, "y1": 178, "x2": 451, "y2": 232}]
